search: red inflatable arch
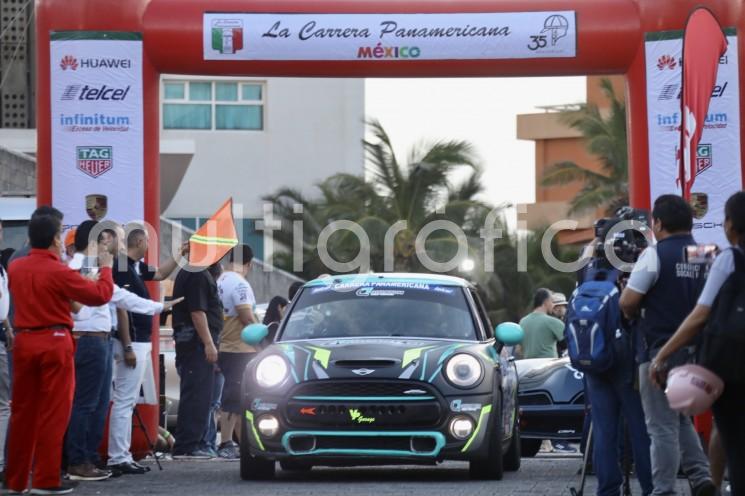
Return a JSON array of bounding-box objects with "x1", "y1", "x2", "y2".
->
[{"x1": 35, "y1": 0, "x2": 745, "y2": 452}]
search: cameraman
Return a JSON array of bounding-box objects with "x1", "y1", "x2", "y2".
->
[
  {"x1": 620, "y1": 194, "x2": 715, "y2": 496},
  {"x1": 577, "y1": 217, "x2": 653, "y2": 496}
]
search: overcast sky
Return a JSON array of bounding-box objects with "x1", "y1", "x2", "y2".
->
[{"x1": 365, "y1": 77, "x2": 587, "y2": 224}]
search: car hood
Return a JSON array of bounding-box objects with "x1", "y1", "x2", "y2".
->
[
  {"x1": 516, "y1": 357, "x2": 584, "y2": 404},
  {"x1": 264, "y1": 337, "x2": 496, "y2": 384}
]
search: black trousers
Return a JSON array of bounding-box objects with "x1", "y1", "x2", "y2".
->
[
  {"x1": 712, "y1": 381, "x2": 745, "y2": 496},
  {"x1": 172, "y1": 340, "x2": 215, "y2": 455}
]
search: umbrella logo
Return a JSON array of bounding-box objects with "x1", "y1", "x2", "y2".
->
[{"x1": 541, "y1": 15, "x2": 569, "y2": 46}]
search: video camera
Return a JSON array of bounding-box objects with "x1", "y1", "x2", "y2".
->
[{"x1": 588, "y1": 207, "x2": 650, "y2": 278}]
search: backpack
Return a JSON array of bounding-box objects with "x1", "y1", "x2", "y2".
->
[
  {"x1": 565, "y1": 278, "x2": 622, "y2": 374},
  {"x1": 699, "y1": 248, "x2": 745, "y2": 384}
]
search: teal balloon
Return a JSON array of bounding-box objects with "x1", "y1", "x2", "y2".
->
[
  {"x1": 495, "y1": 322, "x2": 524, "y2": 346},
  {"x1": 241, "y1": 323, "x2": 269, "y2": 346}
]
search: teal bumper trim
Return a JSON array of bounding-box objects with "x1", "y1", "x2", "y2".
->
[
  {"x1": 281, "y1": 431, "x2": 446, "y2": 457},
  {"x1": 292, "y1": 395, "x2": 435, "y2": 402}
]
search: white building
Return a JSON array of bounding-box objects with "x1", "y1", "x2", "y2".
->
[{"x1": 1, "y1": 76, "x2": 366, "y2": 260}]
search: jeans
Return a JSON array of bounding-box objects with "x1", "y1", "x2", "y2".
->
[
  {"x1": 585, "y1": 370, "x2": 654, "y2": 496},
  {"x1": 0, "y1": 343, "x2": 10, "y2": 471},
  {"x1": 712, "y1": 381, "x2": 745, "y2": 496},
  {"x1": 201, "y1": 369, "x2": 224, "y2": 451},
  {"x1": 108, "y1": 339, "x2": 153, "y2": 465},
  {"x1": 639, "y1": 362, "x2": 712, "y2": 495},
  {"x1": 172, "y1": 340, "x2": 215, "y2": 455},
  {"x1": 66, "y1": 335, "x2": 113, "y2": 466}
]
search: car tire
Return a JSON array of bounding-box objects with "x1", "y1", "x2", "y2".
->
[
  {"x1": 503, "y1": 416, "x2": 521, "y2": 472},
  {"x1": 469, "y1": 404, "x2": 504, "y2": 481},
  {"x1": 280, "y1": 460, "x2": 313, "y2": 472},
  {"x1": 240, "y1": 417, "x2": 275, "y2": 481},
  {"x1": 520, "y1": 439, "x2": 541, "y2": 458}
]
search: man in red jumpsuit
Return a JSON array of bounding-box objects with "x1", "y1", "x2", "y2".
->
[{"x1": 5, "y1": 213, "x2": 114, "y2": 495}]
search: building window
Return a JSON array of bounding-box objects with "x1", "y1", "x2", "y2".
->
[{"x1": 162, "y1": 80, "x2": 264, "y2": 130}]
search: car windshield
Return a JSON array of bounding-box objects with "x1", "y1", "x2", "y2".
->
[{"x1": 280, "y1": 281, "x2": 479, "y2": 341}]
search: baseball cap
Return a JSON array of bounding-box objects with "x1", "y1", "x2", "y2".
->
[
  {"x1": 551, "y1": 292, "x2": 568, "y2": 306},
  {"x1": 64, "y1": 228, "x2": 77, "y2": 247}
]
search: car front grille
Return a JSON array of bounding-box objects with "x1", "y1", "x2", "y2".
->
[
  {"x1": 519, "y1": 392, "x2": 552, "y2": 406},
  {"x1": 286, "y1": 381, "x2": 442, "y2": 428}
]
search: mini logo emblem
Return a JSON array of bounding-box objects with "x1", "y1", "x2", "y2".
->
[
  {"x1": 77, "y1": 146, "x2": 112, "y2": 178},
  {"x1": 403, "y1": 389, "x2": 427, "y2": 395},
  {"x1": 300, "y1": 407, "x2": 316, "y2": 416},
  {"x1": 351, "y1": 368, "x2": 375, "y2": 376},
  {"x1": 60, "y1": 55, "x2": 78, "y2": 71}
]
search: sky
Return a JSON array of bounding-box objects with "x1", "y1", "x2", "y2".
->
[{"x1": 365, "y1": 77, "x2": 587, "y2": 224}]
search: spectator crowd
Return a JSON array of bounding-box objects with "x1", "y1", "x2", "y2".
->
[
  {"x1": 0, "y1": 190, "x2": 743, "y2": 496},
  {"x1": 0, "y1": 207, "x2": 294, "y2": 495}
]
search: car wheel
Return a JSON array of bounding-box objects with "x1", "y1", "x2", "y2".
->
[
  {"x1": 280, "y1": 460, "x2": 313, "y2": 472},
  {"x1": 520, "y1": 439, "x2": 541, "y2": 458},
  {"x1": 503, "y1": 416, "x2": 521, "y2": 472},
  {"x1": 240, "y1": 417, "x2": 275, "y2": 480},
  {"x1": 469, "y1": 405, "x2": 504, "y2": 481}
]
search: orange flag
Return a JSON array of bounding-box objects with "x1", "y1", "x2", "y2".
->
[{"x1": 189, "y1": 198, "x2": 239, "y2": 267}]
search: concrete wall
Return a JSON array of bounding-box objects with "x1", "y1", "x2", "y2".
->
[
  {"x1": 0, "y1": 145, "x2": 35, "y2": 194},
  {"x1": 161, "y1": 77, "x2": 365, "y2": 219}
]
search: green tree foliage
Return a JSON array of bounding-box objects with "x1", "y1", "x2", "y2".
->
[
  {"x1": 542, "y1": 78, "x2": 628, "y2": 216},
  {"x1": 264, "y1": 120, "x2": 578, "y2": 322}
]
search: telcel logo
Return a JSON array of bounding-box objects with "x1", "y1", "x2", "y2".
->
[{"x1": 62, "y1": 84, "x2": 131, "y2": 101}]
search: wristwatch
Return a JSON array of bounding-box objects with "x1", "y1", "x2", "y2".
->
[{"x1": 124, "y1": 345, "x2": 134, "y2": 353}]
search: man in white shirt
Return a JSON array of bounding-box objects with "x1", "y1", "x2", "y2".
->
[
  {"x1": 65, "y1": 221, "x2": 181, "y2": 481},
  {"x1": 0, "y1": 247, "x2": 11, "y2": 477},
  {"x1": 215, "y1": 244, "x2": 257, "y2": 459}
]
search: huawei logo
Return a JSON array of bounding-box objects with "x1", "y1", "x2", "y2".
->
[
  {"x1": 60, "y1": 55, "x2": 78, "y2": 71},
  {"x1": 657, "y1": 54, "x2": 677, "y2": 71},
  {"x1": 351, "y1": 368, "x2": 375, "y2": 376}
]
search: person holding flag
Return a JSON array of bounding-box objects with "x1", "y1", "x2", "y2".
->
[{"x1": 171, "y1": 199, "x2": 238, "y2": 459}]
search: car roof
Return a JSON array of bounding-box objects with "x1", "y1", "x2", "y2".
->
[
  {"x1": 0, "y1": 197, "x2": 35, "y2": 221},
  {"x1": 303, "y1": 272, "x2": 471, "y2": 288}
]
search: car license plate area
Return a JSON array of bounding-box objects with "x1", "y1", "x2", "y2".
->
[{"x1": 286, "y1": 400, "x2": 441, "y2": 427}]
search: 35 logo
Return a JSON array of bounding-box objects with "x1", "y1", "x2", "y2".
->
[
  {"x1": 527, "y1": 35, "x2": 548, "y2": 51},
  {"x1": 529, "y1": 14, "x2": 569, "y2": 51},
  {"x1": 60, "y1": 55, "x2": 78, "y2": 71}
]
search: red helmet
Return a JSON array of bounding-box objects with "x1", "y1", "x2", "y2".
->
[{"x1": 665, "y1": 364, "x2": 724, "y2": 416}]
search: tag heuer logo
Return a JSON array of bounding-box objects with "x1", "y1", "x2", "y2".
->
[
  {"x1": 211, "y1": 19, "x2": 244, "y2": 54},
  {"x1": 351, "y1": 368, "x2": 375, "y2": 376},
  {"x1": 77, "y1": 146, "x2": 112, "y2": 178},
  {"x1": 696, "y1": 143, "x2": 713, "y2": 175}
]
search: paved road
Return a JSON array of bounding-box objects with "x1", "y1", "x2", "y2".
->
[{"x1": 71, "y1": 454, "x2": 692, "y2": 496}]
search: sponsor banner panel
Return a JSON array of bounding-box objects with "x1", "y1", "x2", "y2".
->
[
  {"x1": 50, "y1": 32, "x2": 143, "y2": 229},
  {"x1": 203, "y1": 12, "x2": 576, "y2": 61},
  {"x1": 644, "y1": 31, "x2": 741, "y2": 246}
]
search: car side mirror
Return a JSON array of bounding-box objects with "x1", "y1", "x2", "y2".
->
[
  {"x1": 241, "y1": 323, "x2": 269, "y2": 346},
  {"x1": 495, "y1": 322, "x2": 524, "y2": 346}
]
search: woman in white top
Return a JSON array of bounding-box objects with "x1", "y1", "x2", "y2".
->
[{"x1": 652, "y1": 191, "x2": 745, "y2": 496}]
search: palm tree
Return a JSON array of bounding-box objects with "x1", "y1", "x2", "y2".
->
[
  {"x1": 264, "y1": 119, "x2": 502, "y2": 278},
  {"x1": 541, "y1": 78, "x2": 628, "y2": 216}
]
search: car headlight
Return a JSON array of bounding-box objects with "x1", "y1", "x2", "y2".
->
[
  {"x1": 255, "y1": 355, "x2": 289, "y2": 389},
  {"x1": 445, "y1": 354, "x2": 483, "y2": 388}
]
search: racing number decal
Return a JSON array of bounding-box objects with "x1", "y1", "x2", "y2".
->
[{"x1": 527, "y1": 35, "x2": 548, "y2": 51}]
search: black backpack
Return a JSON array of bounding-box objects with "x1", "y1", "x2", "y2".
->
[{"x1": 699, "y1": 248, "x2": 745, "y2": 384}]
